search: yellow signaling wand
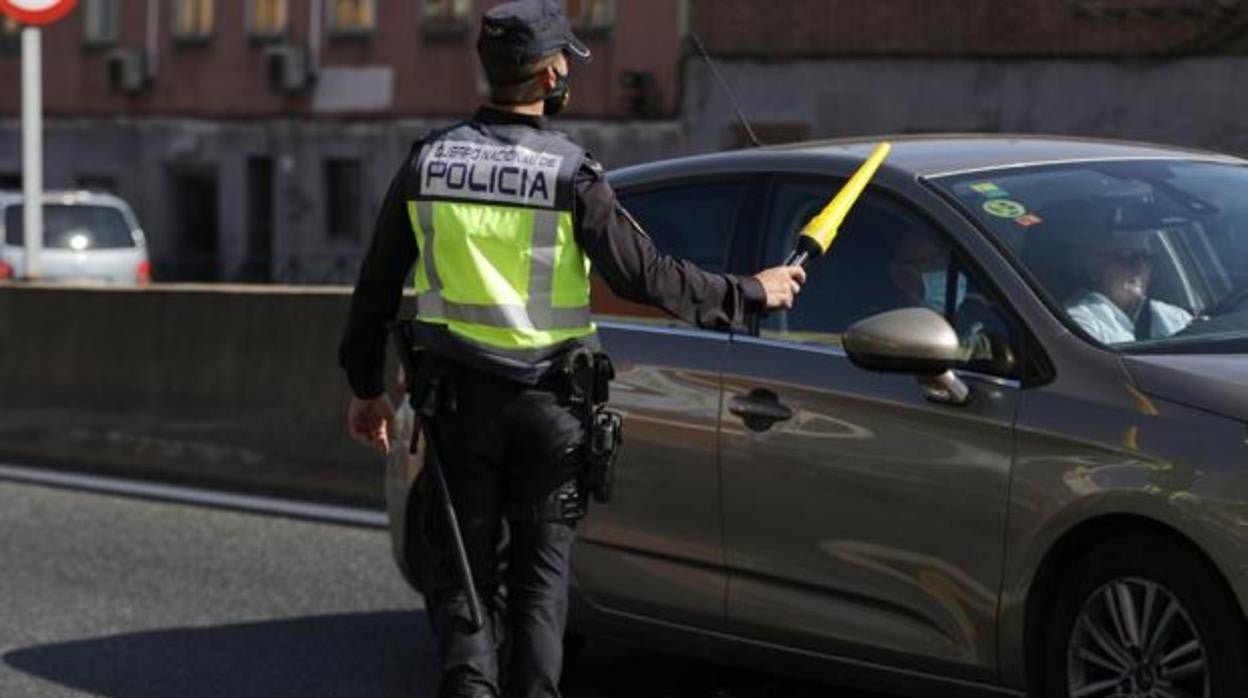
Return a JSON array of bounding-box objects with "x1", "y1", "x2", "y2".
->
[{"x1": 784, "y1": 142, "x2": 893, "y2": 268}]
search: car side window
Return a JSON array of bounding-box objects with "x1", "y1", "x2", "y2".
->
[
  {"x1": 760, "y1": 179, "x2": 1020, "y2": 378},
  {"x1": 591, "y1": 181, "x2": 745, "y2": 324}
]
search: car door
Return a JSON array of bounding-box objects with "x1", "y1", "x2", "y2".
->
[
  {"x1": 720, "y1": 176, "x2": 1022, "y2": 675},
  {"x1": 573, "y1": 176, "x2": 754, "y2": 629}
]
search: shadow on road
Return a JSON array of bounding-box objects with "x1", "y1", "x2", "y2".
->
[
  {"x1": 562, "y1": 639, "x2": 843, "y2": 698},
  {"x1": 4, "y1": 610, "x2": 440, "y2": 698},
  {"x1": 6, "y1": 611, "x2": 870, "y2": 698}
]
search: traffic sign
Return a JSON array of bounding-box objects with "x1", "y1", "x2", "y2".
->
[{"x1": 0, "y1": 0, "x2": 77, "y2": 26}]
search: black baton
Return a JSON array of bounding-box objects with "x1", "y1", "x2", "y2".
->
[
  {"x1": 414, "y1": 403, "x2": 485, "y2": 632},
  {"x1": 389, "y1": 322, "x2": 484, "y2": 632}
]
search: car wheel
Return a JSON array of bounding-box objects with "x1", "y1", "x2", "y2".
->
[{"x1": 1042, "y1": 533, "x2": 1248, "y2": 698}]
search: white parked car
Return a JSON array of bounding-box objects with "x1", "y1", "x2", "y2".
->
[{"x1": 0, "y1": 190, "x2": 151, "y2": 284}]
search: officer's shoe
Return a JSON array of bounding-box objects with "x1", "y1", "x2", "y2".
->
[
  {"x1": 438, "y1": 689, "x2": 496, "y2": 698},
  {"x1": 437, "y1": 670, "x2": 498, "y2": 698}
]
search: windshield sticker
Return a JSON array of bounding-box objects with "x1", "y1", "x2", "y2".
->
[
  {"x1": 970, "y1": 182, "x2": 1009, "y2": 198},
  {"x1": 983, "y1": 199, "x2": 1027, "y2": 219},
  {"x1": 1015, "y1": 213, "x2": 1044, "y2": 227}
]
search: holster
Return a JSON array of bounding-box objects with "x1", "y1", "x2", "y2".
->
[
  {"x1": 555, "y1": 348, "x2": 623, "y2": 504},
  {"x1": 389, "y1": 321, "x2": 448, "y2": 426}
]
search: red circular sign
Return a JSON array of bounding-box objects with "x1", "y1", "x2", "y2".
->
[{"x1": 0, "y1": 0, "x2": 77, "y2": 26}]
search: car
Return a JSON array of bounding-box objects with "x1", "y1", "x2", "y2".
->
[
  {"x1": 386, "y1": 135, "x2": 1248, "y2": 698},
  {"x1": 0, "y1": 190, "x2": 151, "y2": 284}
]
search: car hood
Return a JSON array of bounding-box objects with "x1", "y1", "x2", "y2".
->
[{"x1": 1122, "y1": 354, "x2": 1248, "y2": 422}]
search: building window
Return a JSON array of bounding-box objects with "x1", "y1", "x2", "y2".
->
[
  {"x1": 244, "y1": 158, "x2": 274, "y2": 282},
  {"x1": 326, "y1": 159, "x2": 362, "y2": 241},
  {"x1": 171, "y1": 0, "x2": 215, "y2": 41},
  {"x1": 422, "y1": 0, "x2": 471, "y2": 20},
  {"x1": 83, "y1": 0, "x2": 120, "y2": 46},
  {"x1": 420, "y1": 0, "x2": 471, "y2": 39},
  {"x1": 566, "y1": 0, "x2": 614, "y2": 31},
  {"x1": 327, "y1": 0, "x2": 376, "y2": 36},
  {"x1": 247, "y1": 0, "x2": 287, "y2": 38}
]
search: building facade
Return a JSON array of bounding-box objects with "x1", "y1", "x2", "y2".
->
[
  {"x1": 4, "y1": 0, "x2": 1248, "y2": 283},
  {"x1": 681, "y1": 0, "x2": 1248, "y2": 155},
  {"x1": 0, "y1": 0, "x2": 687, "y2": 282}
]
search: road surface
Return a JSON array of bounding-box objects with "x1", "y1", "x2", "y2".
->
[{"x1": 0, "y1": 474, "x2": 883, "y2": 697}]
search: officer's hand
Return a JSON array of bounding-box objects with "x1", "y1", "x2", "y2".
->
[
  {"x1": 348, "y1": 395, "x2": 396, "y2": 454},
  {"x1": 754, "y1": 265, "x2": 807, "y2": 310}
]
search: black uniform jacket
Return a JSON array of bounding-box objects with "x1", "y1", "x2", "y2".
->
[{"x1": 339, "y1": 107, "x2": 766, "y2": 398}]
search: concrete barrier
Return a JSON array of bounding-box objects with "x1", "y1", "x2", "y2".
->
[{"x1": 0, "y1": 283, "x2": 404, "y2": 507}]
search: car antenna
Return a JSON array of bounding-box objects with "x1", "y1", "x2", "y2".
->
[{"x1": 690, "y1": 31, "x2": 763, "y2": 148}]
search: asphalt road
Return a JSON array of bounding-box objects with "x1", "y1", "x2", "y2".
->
[{"x1": 0, "y1": 477, "x2": 878, "y2": 698}]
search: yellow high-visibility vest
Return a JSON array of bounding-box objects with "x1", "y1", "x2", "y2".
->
[{"x1": 409, "y1": 124, "x2": 595, "y2": 355}]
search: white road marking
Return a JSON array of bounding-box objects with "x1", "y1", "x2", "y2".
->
[{"x1": 0, "y1": 462, "x2": 387, "y2": 528}]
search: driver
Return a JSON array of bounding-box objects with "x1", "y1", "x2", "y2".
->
[{"x1": 1065, "y1": 228, "x2": 1192, "y2": 344}]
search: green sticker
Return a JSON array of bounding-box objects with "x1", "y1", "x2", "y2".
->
[
  {"x1": 983, "y1": 199, "x2": 1027, "y2": 219},
  {"x1": 970, "y1": 182, "x2": 1008, "y2": 198}
]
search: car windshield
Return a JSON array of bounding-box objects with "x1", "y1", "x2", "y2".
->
[
  {"x1": 935, "y1": 160, "x2": 1248, "y2": 353},
  {"x1": 4, "y1": 204, "x2": 136, "y2": 250}
]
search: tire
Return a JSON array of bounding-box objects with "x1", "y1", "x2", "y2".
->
[{"x1": 1039, "y1": 533, "x2": 1248, "y2": 698}]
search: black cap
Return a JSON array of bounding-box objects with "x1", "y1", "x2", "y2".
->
[{"x1": 478, "y1": 0, "x2": 592, "y2": 84}]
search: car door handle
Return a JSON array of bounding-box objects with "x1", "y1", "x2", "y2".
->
[{"x1": 729, "y1": 388, "x2": 794, "y2": 432}]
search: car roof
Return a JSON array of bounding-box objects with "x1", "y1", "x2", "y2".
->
[{"x1": 609, "y1": 134, "x2": 1247, "y2": 184}]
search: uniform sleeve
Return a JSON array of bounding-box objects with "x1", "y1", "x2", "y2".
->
[
  {"x1": 337, "y1": 151, "x2": 419, "y2": 399},
  {"x1": 572, "y1": 160, "x2": 766, "y2": 330}
]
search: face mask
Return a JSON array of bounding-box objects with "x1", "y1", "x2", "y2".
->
[
  {"x1": 921, "y1": 272, "x2": 966, "y2": 313},
  {"x1": 543, "y1": 71, "x2": 571, "y2": 116}
]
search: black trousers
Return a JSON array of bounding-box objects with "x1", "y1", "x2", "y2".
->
[{"x1": 421, "y1": 367, "x2": 585, "y2": 698}]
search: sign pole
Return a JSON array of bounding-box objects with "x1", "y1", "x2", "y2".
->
[
  {"x1": 4, "y1": 0, "x2": 81, "y2": 280},
  {"x1": 20, "y1": 25, "x2": 42, "y2": 280}
]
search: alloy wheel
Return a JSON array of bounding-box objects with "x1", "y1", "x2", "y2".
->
[{"x1": 1066, "y1": 577, "x2": 1210, "y2": 698}]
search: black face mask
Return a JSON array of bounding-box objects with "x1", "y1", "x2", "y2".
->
[{"x1": 543, "y1": 71, "x2": 571, "y2": 116}]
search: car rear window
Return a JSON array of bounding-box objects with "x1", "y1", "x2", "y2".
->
[{"x1": 4, "y1": 204, "x2": 135, "y2": 249}]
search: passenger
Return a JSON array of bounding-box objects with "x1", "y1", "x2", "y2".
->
[
  {"x1": 1065, "y1": 229, "x2": 1192, "y2": 344},
  {"x1": 885, "y1": 226, "x2": 947, "y2": 312},
  {"x1": 883, "y1": 226, "x2": 1009, "y2": 367}
]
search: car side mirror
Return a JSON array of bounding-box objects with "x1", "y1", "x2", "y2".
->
[{"x1": 844, "y1": 308, "x2": 970, "y2": 405}]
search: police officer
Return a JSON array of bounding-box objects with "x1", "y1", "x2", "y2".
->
[{"x1": 339, "y1": 1, "x2": 805, "y2": 696}]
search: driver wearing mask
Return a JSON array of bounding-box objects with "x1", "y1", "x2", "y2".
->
[{"x1": 1065, "y1": 229, "x2": 1192, "y2": 344}]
